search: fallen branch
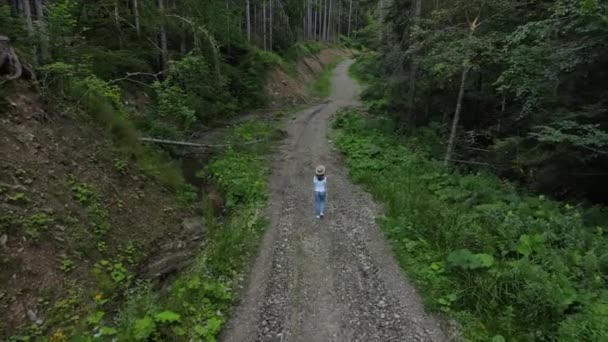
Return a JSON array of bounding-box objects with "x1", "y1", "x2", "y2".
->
[
  {"x1": 139, "y1": 137, "x2": 266, "y2": 148},
  {"x1": 446, "y1": 158, "x2": 491, "y2": 166}
]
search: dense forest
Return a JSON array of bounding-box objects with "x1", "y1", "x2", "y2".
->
[
  {"x1": 1, "y1": 0, "x2": 373, "y2": 135},
  {"x1": 358, "y1": 0, "x2": 608, "y2": 204}
]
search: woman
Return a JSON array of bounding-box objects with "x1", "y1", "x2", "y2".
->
[{"x1": 313, "y1": 165, "x2": 327, "y2": 219}]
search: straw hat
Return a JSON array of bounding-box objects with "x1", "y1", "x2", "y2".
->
[{"x1": 315, "y1": 165, "x2": 326, "y2": 175}]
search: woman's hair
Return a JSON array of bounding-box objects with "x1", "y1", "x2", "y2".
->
[{"x1": 316, "y1": 174, "x2": 325, "y2": 181}]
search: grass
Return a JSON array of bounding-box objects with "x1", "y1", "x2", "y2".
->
[
  {"x1": 310, "y1": 60, "x2": 341, "y2": 98},
  {"x1": 332, "y1": 108, "x2": 608, "y2": 341}
]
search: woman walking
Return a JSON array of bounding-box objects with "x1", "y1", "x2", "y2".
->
[{"x1": 313, "y1": 165, "x2": 327, "y2": 219}]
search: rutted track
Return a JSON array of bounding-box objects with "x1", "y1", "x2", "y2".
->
[{"x1": 221, "y1": 60, "x2": 446, "y2": 342}]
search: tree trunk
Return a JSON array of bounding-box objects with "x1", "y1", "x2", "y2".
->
[
  {"x1": 405, "y1": 0, "x2": 423, "y2": 127},
  {"x1": 263, "y1": 0, "x2": 267, "y2": 50},
  {"x1": 269, "y1": 0, "x2": 273, "y2": 50},
  {"x1": 347, "y1": 0, "x2": 352, "y2": 38},
  {"x1": 114, "y1": 0, "x2": 123, "y2": 48},
  {"x1": 314, "y1": 2, "x2": 319, "y2": 40},
  {"x1": 321, "y1": 0, "x2": 327, "y2": 41},
  {"x1": 326, "y1": 0, "x2": 334, "y2": 41},
  {"x1": 33, "y1": 0, "x2": 49, "y2": 61},
  {"x1": 254, "y1": 3, "x2": 257, "y2": 45},
  {"x1": 335, "y1": 0, "x2": 340, "y2": 41},
  {"x1": 246, "y1": 0, "x2": 251, "y2": 42},
  {"x1": 22, "y1": 0, "x2": 34, "y2": 37},
  {"x1": 158, "y1": 0, "x2": 168, "y2": 70},
  {"x1": 180, "y1": 27, "x2": 187, "y2": 54},
  {"x1": 133, "y1": 0, "x2": 141, "y2": 36},
  {"x1": 444, "y1": 64, "x2": 471, "y2": 166},
  {"x1": 306, "y1": 0, "x2": 311, "y2": 40}
]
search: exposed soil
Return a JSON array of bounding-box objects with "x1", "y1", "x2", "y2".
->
[
  {"x1": 265, "y1": 48, "x2": 348, "y2": 107},
  {"x1": 0, "y1": 84, "x2": 196, "y2": 337},
  {"x1": 221, "y1": 60, "x2": 447, "y2": 341}
]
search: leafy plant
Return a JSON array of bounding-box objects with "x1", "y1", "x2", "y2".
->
[
  {"x1": 60, "y1": 258, "x2": 75, "y2": 273},
  {"x1": 132, "y1": 316, "x2": 155, "y2": 340},
  {"x1": 6, "y1": 192, "x2": 30, "y2": 205},
  {"x1": 154, "y1": 311, "x2": 181, "y2": 324},
  {"x1": 113, "y1": 159, "x2": 128, "y2": 175}
]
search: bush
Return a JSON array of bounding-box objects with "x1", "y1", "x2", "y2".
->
[{"x1": 333, "y1": 108, "x2": 608, "y2": 341}]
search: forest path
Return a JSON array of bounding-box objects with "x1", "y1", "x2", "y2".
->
[{"x1": 221, "y1": 60, "x2": 446, "y2": 342}]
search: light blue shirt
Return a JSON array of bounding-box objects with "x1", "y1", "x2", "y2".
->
[{"x1": 314, "y1": 176, "x2": 327, "y2": 192}]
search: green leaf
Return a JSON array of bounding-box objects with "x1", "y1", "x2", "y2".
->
[
  {"x1": 476, "y1": 253, "x2": 495, "y2": 268},
  {"x1": 154, "y1": 310, "x2": 181, "y2": 323},
  {"x1": 86, "y1": 311, "x2": 104, "y2": 325},
  {"x1": 492, "y1": 335, "x2": 506, "y2": 342},
  {"x1": 133, "y1": 316, "x2": 156, "y2": 340},
  {"x1": 517, "y1": 234, "x2": 545, "y2": 256},
  {"x1": 447, "y1": 249, "x2": 494, "y2": 270},
  {"x1": 99, "y1": 326, "x2": 118, "y2": 336}
]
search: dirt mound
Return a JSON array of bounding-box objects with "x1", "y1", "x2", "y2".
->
[
  {"x1": 0, "y1": 83, "x2": 194, "y2": 337},
  {"x1": 264, "y1": 48, "x2": 350, "y2": 107}
]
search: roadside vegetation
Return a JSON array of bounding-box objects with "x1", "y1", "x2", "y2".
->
[
  {"x1": 334, "y1": 71, "x2": 608, "y2": 340},
  {"x1": 86, "y1": 122, "x2": 280, "y2": 341},
  {"x1": 310, "y1": 60, "x2": 341, "y2": 99},
  {"x1": 335, "y1": 0, "x2": 608, "y2": 339}
]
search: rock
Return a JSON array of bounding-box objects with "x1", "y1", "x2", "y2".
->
[
  {"x1": 26, "y1": 309, "x2": 37, "y2": 322},
  {"x1": 0, "y1": 234, "x2": 7, "y2": 247},
  {"x1": 142, "y1": 250, "x2": 194, "y2": 279},
  {"x1": 181, "y1": 217, "x2": 206, "y2": 235},
  {"x1": 378, "y1": 300, "x2": 387, "y2": 308}
]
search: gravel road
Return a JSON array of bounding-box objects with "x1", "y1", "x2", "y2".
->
[{"x1": 221, "y1": 59, "x2": 447, "y2": 342}]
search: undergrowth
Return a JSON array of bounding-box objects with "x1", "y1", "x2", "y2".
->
[
  {"x1": 74, "y1": 120, "x2": 281, "y2": 341},
  {"x1": 333, "y1": 108, "x2": 608, "y2": 341},
  {"x1": 310, "y1": 60, "x2": 341, "y2": 99},
  {"x1": 39, "y1": 62, "x2": 189, "y2": 193}
]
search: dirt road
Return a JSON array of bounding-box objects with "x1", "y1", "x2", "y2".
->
[{"x1": 221, "y1": 60, "x2": 446, "y2": 342}]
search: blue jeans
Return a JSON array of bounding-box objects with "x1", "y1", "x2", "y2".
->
[{"x1": 315, "y1": 191, "x2": 326, "y2": 216}]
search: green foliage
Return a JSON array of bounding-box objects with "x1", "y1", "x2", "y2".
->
[
  {"x1": 349, "y1": 52, "x2": 382, "y2": 84},
  {"x1": 152, "y1": 81, "x2": 197, "y2": 130},
  {"x1": 113, "y1": 159, "x2": 128, "y2": 175},
  {"x1": 46, "y1": 0, "x2": 79, "y2": 61},
  {"x1": 132, "y1": 316, "x2": 155, "y2": 340},
  {"x1": 154, "y1": 311, "x2": 181, "y2": 324},
  {"x1": 84, "y1": 120, "x2": 280, "y2": 341},
  {"x1": 60, "y1": 257, "x2": 76, "y2": 273},
  {"x1": 311, "y1": 61, "x2": 340, "y2": 98},
  {"x1": 447, "y1": 249, "x2": 494, "y2": 270},
  {"x1": 205, "y1": 122, "x2": 278, "y2": 209},
  {"x1": 284, "y1": 41, "x2": 325, "y2": 61},
  {"x1": 0, "y1": 5, "x2": 27, "y2": 46},
  {"x1": 334, "y1": 108, "x2": 608, "y2": 340},
  {"x1": 40, "y1": 63, "x2": 188, "y2": 192}
]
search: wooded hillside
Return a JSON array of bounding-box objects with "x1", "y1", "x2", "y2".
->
[{"x1": 1, "y1": 0, "x2": 376, "y2": 135}]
